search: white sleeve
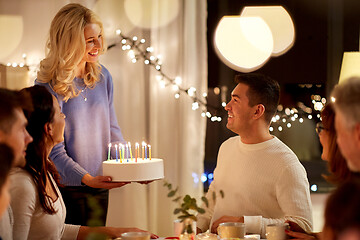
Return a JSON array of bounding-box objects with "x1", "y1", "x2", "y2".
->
[
  {"x1": 9, "y1": 172, "x2": 36, "y2": 240},
  {"x1": 245, "y1": 163, "x2": 313, "y2": 238},
  {"x1": 61, "y1": 224, "x2": 80, "y2": 240}
]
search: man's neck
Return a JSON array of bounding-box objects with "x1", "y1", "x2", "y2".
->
[{"x1": 239, "y1": 131, "x2": 273, "y2": 144}]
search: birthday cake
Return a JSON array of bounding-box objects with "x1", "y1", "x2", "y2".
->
[{"x1": 102, "y1": 158, "x2": 164, "y2": 182}]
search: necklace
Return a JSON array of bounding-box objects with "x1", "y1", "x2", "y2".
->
[{"x1": 79, "y1": 86, "x2": 88, "y2": 102}]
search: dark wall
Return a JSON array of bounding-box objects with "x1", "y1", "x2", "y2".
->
[{"x1": 204, "y1": 0, "x2": 360, "y2": 192}]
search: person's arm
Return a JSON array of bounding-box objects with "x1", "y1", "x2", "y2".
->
[
  {"x1": 51, "y1": 144, "x2": 129, "y2": 189},
  {"x1": 245, "y1": 163, "x2": 313, "y2": 238},
  {"x1": 9, "y1": 172, "x2": 36, "y2": 240}
]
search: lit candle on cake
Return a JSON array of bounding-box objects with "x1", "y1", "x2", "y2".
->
[
  {"x1": 125, "y1": 143, "x2": 128, "y2": 162},
  {"x1": 115, "y1": 144, "x2": 118, "y2": 162},
  {"x1": 135, "y1": 142, "x2": 139, "y2": 162},
  {"x1": 128, "y1": 142, "x2": 133, "y2": 161},
  {"x1": 118, "y1": 144, "x2": 122, "y2": 163},
  {"x1": 148, "y1": 144, "x2": 151, "y2": 160},
  {"x1": 121, "y1": 144, "x2": 125, "y2": 162},
  {"x1": 107, "y1": 143, "x2": 111, "y2": 161},
  {"x1": 142, "y1": 141, "x2": 146, "y2": 160}
]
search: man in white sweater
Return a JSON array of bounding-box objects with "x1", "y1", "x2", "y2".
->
[
  {"x1": 0, "y1": 88, "x2": 33, "y2": 240},
  {"x1": 196, "y1": 74, "x2": 313, "y2": 238}
]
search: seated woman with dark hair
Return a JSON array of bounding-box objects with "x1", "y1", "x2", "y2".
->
[
  {"x1": 9, "y1": 85, "x2": 157, "y2": 240},
  {"x1": 286, "y1": 103, "x2": 358, "y2": 240}
]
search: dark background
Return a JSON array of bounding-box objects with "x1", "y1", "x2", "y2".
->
[{"x1": 203, "y1": 0, "x2": 360, "y2": 192}]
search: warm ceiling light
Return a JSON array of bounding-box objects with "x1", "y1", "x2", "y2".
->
[
  {"x1": 124, "y1": 0, "x2": 180, "y2": 29},
  {"x1": 339, "y1": 52, "x2": 360, "y2": 84},
  {"x1": 240, "y1": 6, "x2": 295, "y2": 57},
  {"x1": 214, "y1": 16, "x2": 273, "y2": 73},
  {"x1": 0, "y1": 15, "x2": 23, "y2": 60}
]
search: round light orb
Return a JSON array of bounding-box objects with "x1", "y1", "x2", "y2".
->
[
  {"x1": 214, "y1": 16, "x2": 273, "y2": 73},
  {"x1": 124, "y1": 0, "x2": 180, "y2": 29},
  {"x1": 240, "y1": 6, "x2": 295, "y2": 57},
  {"x1": 0, "y1": 15, "x2": 23, "y2": 60}
]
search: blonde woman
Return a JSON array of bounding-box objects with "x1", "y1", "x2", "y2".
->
[{"x1": 36, "y1": 3, "x2": 128, "y2": 225}]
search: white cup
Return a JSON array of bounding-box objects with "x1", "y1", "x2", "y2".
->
[
  {"x1": 121, "y1": 232, "x2": 150, "y2": 240},
  {"x1": 265, "y1": 223, "x2": 289, "y2": 240},
  {"x1": 173, "y1": 219, "x2": 197, "y2": 237},
  {"x1": 217, "y1": 222, "x2": 246, "y2": 239},
  {"x1": 196, "y1": 233, "x2": 219, "y2": 240}
]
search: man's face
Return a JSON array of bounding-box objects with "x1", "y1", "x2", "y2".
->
[
  {"x1": 0, "y1": 108, "x2": 33, "y2": 168},
  {"x1": 335, "y1": 111, "x2": 360, "y2": 172},
  {"x1": 224, "y1": 83, "x2": 255, "y2": 135}
]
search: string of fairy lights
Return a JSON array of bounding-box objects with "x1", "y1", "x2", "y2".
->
[
  {"x1": 5, "y1": 32, "x2": 326, "y2": 130},
  {"x1": 108, "y1": 29, "x2": 222, "y2": 122},
  {"x1": 270, "y1": 93, "x2": 326, "y2": 132}
]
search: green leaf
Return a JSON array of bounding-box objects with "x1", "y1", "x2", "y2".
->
[
  {"x1": 184, "y1": 195, "x2": 191, "y2": 202},
  {"x1": 220, "y1": 190, "x2": 224, "y2": 198},
  {"x1": 174, "y1": 208, "x2": 182, "y2": 214},
  {"x1": 201, "y1": 196, "x2": 209, "y2": 207},
  {"x1": 173, "y1": 196, "x2": 181, "y2": 202},
  {"x1": 168, "y1": 190, "x2": 176, "y2": 197},
  {"x1": 197, "y1": 207, "x2": 205, "y2": 214},
  {"x1": 212, "y1": 191, "x2": 216, "y2": 202},
  {"x1": 167, "y1": 183, "x2": 172, "y2": 190}
]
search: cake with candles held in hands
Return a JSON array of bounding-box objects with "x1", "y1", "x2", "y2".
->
[{"x1": 102, "y1": 141, "x2": 164, "y2": 182}]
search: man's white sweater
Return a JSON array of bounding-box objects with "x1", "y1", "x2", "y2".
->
[{"x1": 197, "y1": 136, "x2": 313, "y2": 237}]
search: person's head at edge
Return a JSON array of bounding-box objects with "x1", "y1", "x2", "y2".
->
[
  {"x1": 37, "y1": 3, "x2": 106, "y2": 101},
  {"x1": 21, "y1": 85, "x2": 66, "y2": 214},
  {"x1": 319, "y1": 103, "x2": 353, "y2": 184},
  {"x1": 0, "y1": 88, "x2": 33, "y2": 168},
  {"x1": 331, "y1": 77, "x2": 360, "y2": 172},
  {"x1": 0, "y1": 144, "x2": 14, "y2": 218},
  {"x1": 225, "y1": 73, "x2": 280, "y2": 143},
  {"x1": 323, "y1": 179, "x2": 360, "y2": 240}
]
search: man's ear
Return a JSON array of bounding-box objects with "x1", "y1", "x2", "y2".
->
[
  {"x1": 354, "y1": 123, "x2": 360, "y2": 147},
  {"x1": 253, "y1": 104, "x2": 265, "y2": 120}
]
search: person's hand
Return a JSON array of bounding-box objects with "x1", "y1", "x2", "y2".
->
[
  {"x1": 81, "y1": 174, "x2": 130, "y2": 189},
  {"x1": 137, "y1": 180, "x2": 154, "y2": 184},
  {"x1": 285, "y1": 229, "x2": 317, "y2": 240},
  {"x1": 286, "y1": 221, "x2": 307, "y2": 233},
  {"x1": 285, "y1": 221, "x2": 318, "y2": 240},
  {"x1": 210, "y1": 215, "x2": 244, "y2": 234}
]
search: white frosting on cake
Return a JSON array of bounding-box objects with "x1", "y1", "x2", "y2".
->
[{"x1": 102, "y1": 158, "x2": 164, "y2": 182}]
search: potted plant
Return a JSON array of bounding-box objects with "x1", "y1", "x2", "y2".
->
[{"x1": 163, "y1": 180, "x2": 224, "y2": 239}]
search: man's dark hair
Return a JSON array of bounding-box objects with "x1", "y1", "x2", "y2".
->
[
  {"x1": 0, "y1": 143, "x2": 14, "y2": 192},
  {"x1": 235, "y1": 73, "x2": 280, "y2": 123},
  {"x1": 0, "y1": 88, "x2": 32, "y2": 134}
]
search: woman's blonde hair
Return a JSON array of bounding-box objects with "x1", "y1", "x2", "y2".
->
[{"x1": 37, "y1": 3, "x2": 106, "y2": 101}]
